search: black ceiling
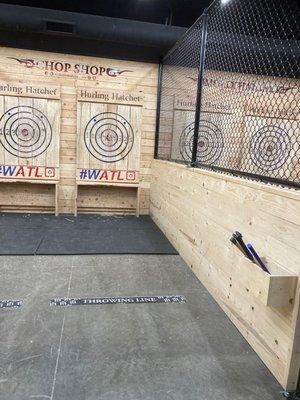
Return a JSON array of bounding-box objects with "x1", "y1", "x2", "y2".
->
[{"x1": 0, "y1": 0, "x2": 214, "y2": 27}]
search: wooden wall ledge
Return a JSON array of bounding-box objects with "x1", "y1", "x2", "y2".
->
[
  {"x1": 231, "y1": 244, "x2": 297, "y2": 308},
  {"x1": 153, "y1": 159, "x2": 299, "y2": 202}
]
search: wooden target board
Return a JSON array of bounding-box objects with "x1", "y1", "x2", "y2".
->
[
  {"x1": 170, "y1": 109, "x2": 194, "y2": 162},
  {"x1": 0, "y1": 83, "x2": 60, "y2": 182},
  {"x1": 76, "y1": 88, "x2": 143, "y2": 185},
  {"x1": 171, "y1": 95, "x2": 231, "y2": 166},
  {"x1": 241, "y1": 116, "x2": 300, "y2": 180},
  {"x1": 170, "y1": 72, "x2": 299, "y2": 174}
]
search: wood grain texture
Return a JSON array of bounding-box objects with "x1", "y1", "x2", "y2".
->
[
  {"x1": 0, "y1": 47, "x2": 157, "y2": 214},
  {"x1": 76, "y1": 100, "x2": 141, "y2": 178},
  {"x1": 76, "y1": 185, "x2": 138, "y2": 215},
  {"x1": 150, "y1": 159, "x2": 300, "y2": 390},
  {"x1": 158, "y1": 69, "x2": 299, "y2": 176}
]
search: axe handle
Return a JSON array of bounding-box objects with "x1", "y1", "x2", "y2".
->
[
  {"x1": 247, "y1": 243, "x2": 270, "y2": 274},
  {"x1": 233, "y1": 232, "x2": 254, "y2": 261},
  {"x1": 230, "y1": 237, "x2": 249, "y2": 258}
]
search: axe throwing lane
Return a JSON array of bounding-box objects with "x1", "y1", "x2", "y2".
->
[{"x1": 0, "y1": 254, "x2": 281, "y2": 400}]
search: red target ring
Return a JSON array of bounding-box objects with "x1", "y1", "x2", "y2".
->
[
  {"x1": 179, "y1": 119, "x2": 224, "y2": 164},
  {"x1": 0, "y1": 106, "x2": 52, "y2": 158},
  {"x1": 84, "y1": 112, "x2": 134, "y2": 163},
  {"x1": 250, "y1": 125, "x2": 291, "y2": 172}
]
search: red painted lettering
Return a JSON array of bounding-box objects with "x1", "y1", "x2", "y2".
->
[
  {"x1": 100, "y1": 170, "x2": 108, "y2": 180},
  {"x1": 110, "y1": 171, "x2": 118, "y2": 180},
  {"x1": 35, "y1": 167, "x2": 42, "y2": 178},
  {"x1": 27, "y1": 166, "x2": 35, "y2": 177},
  {"x1": 117, "y1": 171, "x2": 124, "y2": 180},
  {"x1": 16, "y1": 166, "x2": 25, "y2": 177}
]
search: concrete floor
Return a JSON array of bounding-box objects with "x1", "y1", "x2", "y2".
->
[{"x1": 0, "y1": 254, "x2": 282, "y2": 400}]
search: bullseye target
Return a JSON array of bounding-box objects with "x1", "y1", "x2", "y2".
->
[
  {"x1": 84, "y1": 112, "x2": 134, "y2": 163},
  {"x1": 250, "y1": 125, "x2": 291, "y2": 172},
  {"x1": 179, "y1": 119, "x2": 224, "y2": 164},
  {"x1": 0, "y1": 106, "x2": 52, "y2": 158}
]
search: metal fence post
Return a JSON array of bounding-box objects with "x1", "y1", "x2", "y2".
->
[
  {"x1": 154, "y1": 59, "x2": 163, "y2": 159},
  {"x1": 191, "y1": 11, "x2": 208, "y2": 166}
]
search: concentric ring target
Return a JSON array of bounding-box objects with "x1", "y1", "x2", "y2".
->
[
  {"x1": 250, "y1": 125, "x2": 291, "y2": 172},
  {"x1": 179, "y1": 119, "x2": 224, "y2": 164},
  {"x1": 84, "y1": 112, "x2": 134, "y2": 163},
  {"x1": 0, "y1": 106, "x2": 52, "y2": 158}
]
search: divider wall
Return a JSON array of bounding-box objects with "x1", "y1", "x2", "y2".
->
[
  {"x1": 150, "y1": 159, "x2": 300, "y2": 390},
  {"x1": 155, "y1": 0, "x2": 299, "y2": 188},
  {"x1": 153, "y1": 0, "x2": 299, "y2": 389}
]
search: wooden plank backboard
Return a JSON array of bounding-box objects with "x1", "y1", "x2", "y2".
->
[
  {"x1": 0, "y1": 90, "x2": 60, "y2": 182},
  {"x1": 171, "y1": 110, "x2": 235, "y2": 167},
  {"x1": 240, "y1": 116, "x2": 300, "y2": 181},
  {"x1": 76, "y1": 88, "x2": 142, "y2": 185}
]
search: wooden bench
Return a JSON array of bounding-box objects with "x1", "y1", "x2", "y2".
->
[
  {"x1": 0, "y1": 179, "x2": 59, "y2": 216},
  {"x1": 74, "y1": 181, "x2": 141, "y2": 217}
]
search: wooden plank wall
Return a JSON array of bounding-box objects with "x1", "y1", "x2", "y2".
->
[
  {"x1": 150, "y1": 159, "x2": 300, "y2": 390},
  {"x1": 0, "y1": 47, "x2": 158, "y2": 214},
  {"x1": 158, "y1": 69, "x2": 300, "y2": 181},
  {"x1": 76, "y1": 94, "x2": 142, "y2": 183},
  {"x1": 0, "y1": 92, "x2": 61, "y2": 180}
]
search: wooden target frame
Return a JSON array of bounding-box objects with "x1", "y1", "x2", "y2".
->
[
  {"x1": 171, "y1": 95, "x2": 231, "y2": 166},
  {"x1": 240, "y1": 116, "x2": 299, "y2": 180},
  {"x1": 0, "y1": 82, "x2": 61, "y2": 215},
  {"x1": 75, "y1": 87, "x2": 143, "y2": 216}
]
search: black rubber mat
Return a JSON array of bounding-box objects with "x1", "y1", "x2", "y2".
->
[{"x1": 0, "y1": 214, "x2": 177, "y2": 255}]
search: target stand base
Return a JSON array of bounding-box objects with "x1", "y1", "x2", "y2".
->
[
  {"x1": 74, "y1": 181, "x2": 141, "y2": 217},
  {"x1": 0, "y1": 179, "x2": 59, "y2": 216}
]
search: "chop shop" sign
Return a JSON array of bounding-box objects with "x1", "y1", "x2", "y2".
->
[{"x1": 7, "y1": 57, "x2": 133, "y2": 80}]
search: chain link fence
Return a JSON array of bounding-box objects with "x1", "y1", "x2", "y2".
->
[{"x1": 155, "y1": 0, "x2": 300, "y2": 188}]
